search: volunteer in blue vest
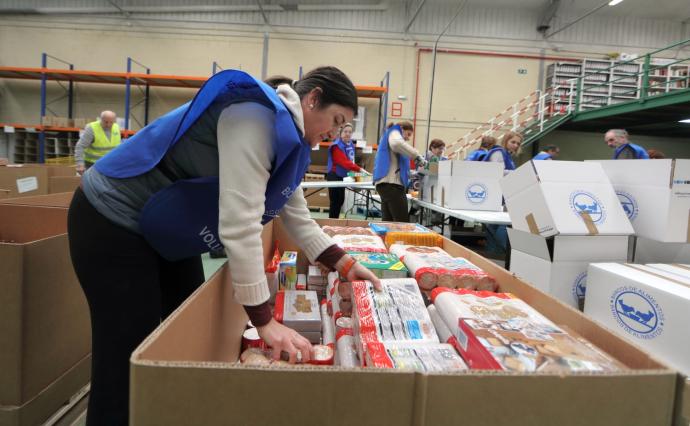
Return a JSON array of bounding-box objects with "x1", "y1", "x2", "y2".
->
[
  {"x1": 373, "y1": 121, "x2": 427, "y2": 222},
  {"x1": 67, "y1": 67, "x2": 381, "y2": 425},
  {"x1": 604, "y1": 128, "x2": 649, "y2": 159},
  {"x1": 483, "y1": 131, "x2": 523, "y2": 257},
  {"x1": 426, "y1": 138, "x2": 447, "y2": 162},
  {"x1": 466, "y1": 135, "x2": 497, "y2": 161},
  {"x1": 533, "y1": 144, "x2": 560, "y2": 160},
  {"x1": 74, "y1": 110, "x2": 121, "y2": 175},
  {"x1": 326, "y1": 123, "x2": 369, "y2": 218}
]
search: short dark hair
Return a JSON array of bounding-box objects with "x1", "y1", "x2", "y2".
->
[
  {"x1": 269, "y1": 66, "x2": 358, "y2": 113},
  {"x1": 544, "y1": 145, "x2": 559, "y2": 152},
  {"x1": 429, "y1": 139, "x2": 445, "y2": 150},
  {"x1": 480, "y1": 136, "x2": 497, "y2": 149}
]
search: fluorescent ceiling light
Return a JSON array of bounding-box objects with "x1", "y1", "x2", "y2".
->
[
  {"x1": 608, "y1": 0, "x2": 624, "y2": 5},
  {"x1": 679, "y1": 118, "x2": 690, "y2": 123}
]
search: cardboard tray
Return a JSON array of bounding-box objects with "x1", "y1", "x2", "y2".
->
[{"x1": 130, "y1": 219, "x2": 685, "y2": 426}]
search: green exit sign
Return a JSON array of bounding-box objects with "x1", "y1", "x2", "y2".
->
[{"x1": 518, "y1": 69, "x2": 528, "y2": 74}]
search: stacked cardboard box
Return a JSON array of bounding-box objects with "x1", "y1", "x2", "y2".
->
[
  {"x1": 505, "y1": 161, "x2": 633, "y2": 310},
  {"x1": 0, "y1": 204, "x2": 91, "y2": 425},
  {"x1": 129, "y1": 218, "x2": 684, "y2": 426},
  {"x1": 433, "y1": 160, "x2": 504, "y2": 211}
]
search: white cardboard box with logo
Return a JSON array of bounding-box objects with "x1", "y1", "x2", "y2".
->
[
  {"x1": 631, "y1": 237, "x2": 690, "y2": 263},
  {"x1": 584, "y1": 262, "x2": 690, "y2": 376},
  {"x1": 643, "y1": 263, "x2": 690, "y2": 282},
  {"x1": 508, "y1": 228, "x2": 629, "y2": 309},
  {"x1": 591, "y1": 159, "x2": 690, "y2": 243},
  {"x1": 433, "y1": 161, "x2": 504, "y2": 211},
  {"x1": 501, "y1": 161, "x2": 634, "y2": 237}
]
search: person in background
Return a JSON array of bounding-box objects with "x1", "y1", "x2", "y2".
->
[
  {"x1": 648, "y1": 149, "x2": 666, "y2": 159},
  {"x1": 374, "y1": 121, "x2": 427, "y2": 222},
  {"x1": 482, "y1": 131, "x2": 523, "y2": 258},
  {"x1": 326, "y1": 123, "x2": 369, "y2": 218},
  {"x1": 604, "y1": 129, "x2": 649, "y2": 159},
  {"x1": 68, "y1": 67, "x2": 380, "y2": 425},
  {"x1": 75, "y1": 110, "x2": 121, "y2": 175},
  {"x1": 533, "y1": 144, "x2": 560, "y2": 160},
  {"x1": 426, "y1": 139, "x2": 447, "y2": 162},
  {"x1": 466, "y1": 135, "x2": 497, "y2": 161}
]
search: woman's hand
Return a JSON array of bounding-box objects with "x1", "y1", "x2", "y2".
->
[
  {"x1": 335, "y1": 254, "x2": 382, "y2": 291},
  {"x1": 256, "y1": 319, "x2": 313, "y2": 364}
]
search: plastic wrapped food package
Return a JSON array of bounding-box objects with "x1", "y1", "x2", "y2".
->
[
  {"x1": 365, "y1": 342, "x2": 467, "y2": 372},
  {"x1": 321, "y1": 301, "x2": 335, "y2": 346},
  {"x1": 427, "y1": 305, "x2": 454, "y2": 344},
  {"x1": 430, "y1": 288, "x2": 625, "y2": 373},
  {"x1": 346, "y1": 252, "x2": 409, "y2": 279},
  {"x1": 369, "y1": 222, "x2": 431, "y2": 236},
  {"x1": 352, "y1": 279, "x2": 439, "y2": 363},
  {"x1": 332, "y1": 234, "x2": 387, "y2": 253},
  {"x1": 384, "y1": 231, "x2": 444, "y2": 249},
  {"x1": 335, "y1": 329, "x2": 359, "y2": 368},
  {"x1": 390, "y1": 244, "x2": 497, "y2": 291},
  {"x1": 322, "y1": 225, "x2": 377, "y2": 237}
]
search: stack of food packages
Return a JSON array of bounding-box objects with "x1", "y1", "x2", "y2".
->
[{"x1": 246, "y1": 223, "x2": 622, "y2": 374}]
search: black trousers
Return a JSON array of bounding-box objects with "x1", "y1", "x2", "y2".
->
[
  {"x1": 68, "y1": 188, "x2": 204, "y2": 425},
  {"x1": 376, "y1": 183, "x2": 409, "y2": 222},
  {"x1": 326, "y1": 172, "x2": 346, "y2": 219}
]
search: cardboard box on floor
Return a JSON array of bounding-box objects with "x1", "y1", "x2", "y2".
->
[
  {"x1": 0, "y1": 166, "x2": 49, "y2": 198},
  {"x1": 434, "y1": 160, "x2": 504, "y2": 211},
  {"x1": 591, "y1": 159, "x2": 690, "y2": 243},
  {"x1": 304, "y1": 187, "x2": 330, "y2": 209},
  {"x1": 502, "y1": 160, "x2": 634, "y2": 237},
  {"x1": 507, "y1": 228, "x2": 629, "y2": 310},
  {"x1": 0, "y1": 204, "x2": 91, "y2": 425},
  {"x1": 0, "y1": 192, "x2": 75, "y2": 208},
  {"x1": 48, "y1": 176, "x2": 81, "y2": 194},
  {"x1": 130, "y1": 218, "x2": 684, "y2": 426}
]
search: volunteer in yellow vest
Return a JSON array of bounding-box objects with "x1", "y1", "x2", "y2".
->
[{"x1": 75, "y1": 110, "x2": 121, "y2": 174}]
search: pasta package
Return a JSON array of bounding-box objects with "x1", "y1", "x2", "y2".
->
[
  {"x1": 390, "y1": 244, "x2": 497, "y2": 291},
  {"x1": 369, "y1": 222, "x2": 431, "y2": 236},
  {"x1": 365, "y1": 342, "x2": 467, "y2": 372},
  {"x1": 430, "y1": 288, "x2": 625, "y2": 373},
  {"x1": 351, "y1": 278, "x2": 439, "y2": 364},
  {"x1": 322, "y1": 225, "x2": 377, "y2": 237},
  {"x1": 332, "y1": 234, "x2": 387, "y2": 253},
  {"x1": 384, "y1": 231, "x2": 444, "y2": 249}
]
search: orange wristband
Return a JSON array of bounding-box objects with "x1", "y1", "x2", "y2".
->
[{"x1": 339, "y1": 257, "x2": 356, "y2": 279}]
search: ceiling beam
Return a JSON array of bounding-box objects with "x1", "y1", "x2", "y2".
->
[
  {"x1": 257, "y1": 0, "x2": 270, "y2": 26},
  {"x1": 537, "y1": 0, "x2": 561, "y2": 35},
  {"x1": 404, "y1": 0, "x2": 428, "y2": 33},
  {"x1": 545, "y1": 0, "x2": 610, "y2": 39}
]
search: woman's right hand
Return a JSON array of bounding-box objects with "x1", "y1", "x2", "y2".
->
[{"x1": 256, "y1": 318, "x2": 313, "y2": 364}]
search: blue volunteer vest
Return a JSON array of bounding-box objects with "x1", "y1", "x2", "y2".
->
[
  {"x1": 614, "y1": 143, "x2": 649, "y2": 160},
  {"x1": 466, "y1": 148, "x2": 488, "y2": 161},
  {"x1": 533, "y1": 152, "x2": 552, "y2": 161},
  {"x1": 95, "y1": 70, "x2": 311, "y2": 261},
  {"x1": 373, "y1": 125, "x2": 410, "y2": 187},
  {"x1": 483, "y1": 146, "x2": 516, "y2": 170},
  {"x1": 327, "y1": 138, "x2": 356, "y2": 177}
]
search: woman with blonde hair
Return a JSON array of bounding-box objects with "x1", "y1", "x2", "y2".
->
[{"x1": 483, "y1": 131, "x2": 522, "y2": 171}]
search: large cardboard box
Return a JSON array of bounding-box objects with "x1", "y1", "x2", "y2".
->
[
  {"x1": 0, "y1": 192, "x2": 74, "y2": 208},
  {"x1": 304, "y1": 187, "x2": 330, "y2": 209},
  {"x1": 632, "y1": 237, "x2": 690, "y2": 263},
  {"x1": 435, "y1": 160, "x2": 504, "y2": 211},
  {"x1": 584, "y1": 263, "x2": 690, "y2": 378},
  {"x1": 0, "y1": 205, "x2": 91, "y2": 416},
  {"x1": 0, "y1": 189, "x2": 10, "y2": 199},
  {"x1": 48, "y1": 176, "x2": 81, "y2": 194},
  {"x1": 0, "y1": 166, "x2": 49, "y2": 198},
  {"x1": 508, "y1": 228, "x2": 629, "y2": 309},
  {"x1": 501, "y1": 160, "x2": 634, "y2": 237},
  {"x1": 130, "y1": 218, "x2": 682, "y2": 426},
  {"x1": 593, "y1": 159, "x2": 690, "y2": 242}
]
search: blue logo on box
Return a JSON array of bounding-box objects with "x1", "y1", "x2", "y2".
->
[
  {"x1": 616, "y1": 191, "x2": 638, "y2": 222},
  {"x1": 610, "y1": 286, "x2": 664, "y2": 339},
  {"x1": 572, "y1": 272, "x2": 587, "y2": 303},
  {"x1": 465, "y1": 183, "x2": 488, "y2": 204},
  {"x1": 570, "y1": 191, "x2": 606, "y2": 224}
]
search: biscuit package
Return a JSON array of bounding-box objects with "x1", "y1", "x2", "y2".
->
[
  {"x1": 332, "y1": 234, "x2": 388, "y2": 253},
  {"x1": 369, "y1": 222, "x2": 431, "y2": 236},
  {"x1": 430, "y1": 288, "x2": 624, "y2": 373},
  {"x1": 365, "y1": 342, "x2": 467, "y2": 372}
]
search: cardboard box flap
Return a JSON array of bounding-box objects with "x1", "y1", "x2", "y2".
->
[
  {"x1": 0, "y1": 192, "x2": 74, "y2": 208},
  {"x1": 672, "y1": 159, "x2": 690, "y2": 189},
  {"x1": 507, "y1": 228, "x2": 553, "y2": 261},
  {"x1": 0, "y1": 205, "x2": 67, "y2": 243},
  {"x1": 452, "y1": 161, "x2": 504, "y2": 178},
  {"x1": 592, "y1": 159, "x2": 674, "y2": 187},
  {"x1": 552, "y1": 235, "x2": 630, "y2": 262},
  {"x1": 500, "y1": 160, "x2": 538, "y2": 199},
  {"x1": 641, "y1": 264, "x2": 690, "y2": 286},
  {"x1": 438, "y1": 160, "x2": 453, "y2": 176},
  {"x1": 533, "y1": 161, "x2": 611, "y2": 184}
]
